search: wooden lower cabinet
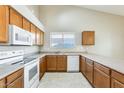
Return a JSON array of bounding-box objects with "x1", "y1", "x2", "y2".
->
[
  {"x1": 111, "y1": 70, "x2": 124, "y2": 88},
  {"x1": 0, "y1": 78, "x2": 6, "y2": 88},
  {"x1": 7, "y1": 75, "x2": 24, "y2": 88},
  {"x1": 111, "y1": 78, "x2": 124, "y2": 88},
  {"x1": 94, "y1": 67, "x2": 110, "y2": 88},
  {"x1": 47, "y1": 55, "x2": 57, "y2": 71},
  {"x1": 39, "y1": 56, "x2": 46, "y2": 79},
  {"x1": 85, "y1": 59, "x2": 93, "y2": 83},
  {"x1": 46, "y1": 55, "x2": 67, "y2": 72},
  {"x1": 0, "y1": 68, "x2": 24, "y2": 88},
  {"x1": 56, "y1": 55, "x2": 67, "y2": 72},
  {"x1": 80, "y1": 56, "x2": 86, "y2": 75}
]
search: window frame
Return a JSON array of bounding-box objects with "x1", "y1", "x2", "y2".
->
[{"x1": 50, "y1": 32, "x2": 76, "y2": 49}]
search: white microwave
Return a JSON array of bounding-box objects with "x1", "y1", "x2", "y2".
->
[{"x1": 9, "y1": 25, "x2": 32, "y2": 45}]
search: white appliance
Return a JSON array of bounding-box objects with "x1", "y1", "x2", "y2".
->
[
  {"x1": 0, "y1": 50, "x2": 24, "y2": 65},
  {"x1": 9, "y1": 25, "x2": 32, "y2": 45},
  {"x1": 24, "y1": 58, "x2": 39, "y2": 88},
  {"x1": 67, "y1": 56, "x2": 79, "y2": 72}
]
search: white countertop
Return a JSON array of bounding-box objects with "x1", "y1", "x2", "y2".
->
[
  {"x1": 0, "y1": 52, "x2": 124, "y2": 79},
  {"x1": 0, "y1": 63, "x2": 24, "y2": 79},
  {"x1": 80, "y1": 53, "x2": 124, "y2": 73}
]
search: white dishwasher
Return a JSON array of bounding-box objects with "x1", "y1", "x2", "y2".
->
[{"x1": 67, "y1": 56, "x2": 79, "y2": 72}]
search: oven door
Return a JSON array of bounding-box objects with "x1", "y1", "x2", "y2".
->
[{"x1": 24, "y1": 61, "x2": 39, "y2": 88}]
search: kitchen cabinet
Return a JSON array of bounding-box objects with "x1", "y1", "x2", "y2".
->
[
  {"x1": 0, "y1": 78, "x2": 6, "y2": 88},
  {"x1": 57, "y1": 55, "x2": 67, "y2": 72},
  {"x1": 94, "y1": 62, "x2": 110, "y2": 88},
  {"x1": 46, "y1": 55, "x2": 67, "y2": 72},
  {"x1": 82, "y1": 31, "x2": 95, "y2": 45},
  {"x1": 10, "y1": 8, "x2": 23, "y2": 28},
  {"x1": 0, "y1": 6, "x2": 9, "y2": 43},
  {"x1": 23, "y1": 18, "x2": 30, "y2": 32},
  {"x1": 47, "y1": 55, "x2": 57, "y2": 71},
  {"x1": 31, "y1": 24, "x2": 36, "y2": 45},
  {"x1": 80, "y1": 56, "x2": 86, "y2": 75},
  {"x1": 39, "y1": 56, "x2": 47, "y2": 79},
  {"x1": 111, "y1": 78, "x2": 124, "y2": 88},
  {"x1": 85, "y1": 58, "x2": 93, "y2": 83},
  {"x1": 0, "y1": 68, "x2": 24, "y2": 88},
  {"x1": 111, "y1": 70, "x2": 124, "y2": 88},
  {"x1": 7, "y1": 68, "x2": 24, "y2": 88},
  {"x1": 7, "y1": 75, "x2": 24, "y2": 88},
  {"x1": 36, "y1": 28, "x2": 41, "y2": 45},
  {"x1": 40, "y1": 31, "x2": 44, "y2": 46}
]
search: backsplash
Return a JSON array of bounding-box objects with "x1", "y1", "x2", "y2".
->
[{"x1": 0, "y1": 46, "x2": 40, "y2": 55}]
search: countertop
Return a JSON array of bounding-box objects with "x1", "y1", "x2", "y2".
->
[
  {"x1": 0, "y1": 63, "x2": 24, "y2": 79},
  {"x1": 0, "y1": 52, "x2": 124, "y2": 79}
]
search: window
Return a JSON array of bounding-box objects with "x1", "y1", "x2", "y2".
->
[{"x1": 50, "y1": 32, "x2": 75, "y2": 48}]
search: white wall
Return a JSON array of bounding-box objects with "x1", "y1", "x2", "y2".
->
[
  {"x1": 39, "y1": 5, "x2": 124, "y2": 59},
  {"x1": 26, "y1": 5, "x2": 40, "y2": 20}
]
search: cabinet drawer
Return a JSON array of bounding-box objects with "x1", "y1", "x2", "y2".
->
[
  {"x1": 0, "y1": 78, "x2": 6, "y2": 88},
  {"x1": 94, "y1": 67, "x2": 110, "y2": 88},
  {"x1": 7, "y1": 68, "x2": 24, "y2": 85},
  {"x1": 111, "y1": 70, "x2": 124, "y2": 83},
  {"x1": 7, "y1": 75, "x2": 24, "y2": 88},
  {"x1": 111, "y1": 78, "x2": 124, "y2": 88},
  {"x1": 94, "y1": 62, "x2": 110, "y2": 75}
]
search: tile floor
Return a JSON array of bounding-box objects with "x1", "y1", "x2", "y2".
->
[{"x1": 38, "y1": 72, "x2": 92, "y2": 88}]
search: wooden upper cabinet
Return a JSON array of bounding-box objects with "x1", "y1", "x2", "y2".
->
[
  {"x1": 40, "y1": 31, "x2": 44, "y2": 46},
  {"x1": 31, "y1": 24, "x2": 36, "y2": 45},
  {"x1": 46, "y1": 55, "x2": 57, "y2": 71},
  {"x1": 23, "y1": 18, "x2": 30, "y2": 32},
  {"x1": 36, "y1": 28, "x2": 41, "y2": 45},
  {"x1": 0, "y1": 6, "x2": 9, "y2": 43},
  {"x1": 10, "y1": 8, "x2": 23, "y2": 28},
  {"x1": 82, "y1": 31, "x2": 95, "y2": 45},
  {"x1": 56, "y1": 55, "x2": 67, "y2": 72}
]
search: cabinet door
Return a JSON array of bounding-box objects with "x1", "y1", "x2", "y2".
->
[
  {"x1": 85, "y1": 62, "x2": 93, "y2": 83},
  {"x1": 47, "y1": 55, "x2": 57, "y2": 71},
  {"x1": 82, "y1": 31, "x2": 95, "y2": 45},
  {"x1": 23, "y1": 18, "x2": 30, "y2": 32},
  {"x1": 40, "y1": 31, "x2": 44, "y2": 46},
  {"x1": 31, "y1": 24, "x2": 36, "y2": 45},
  {"x1": 57, "y1": 55, "x2": 67, "y2": 72},
  {"x1": 10, "y1": 8, "x2": 23, "y2": 28},
  {"x1": 94, "y1": 67, "x2": 110, "y2": 88},
  {"x1": 39, "y1": 60, "x2": 44, "y2": 79},
  {"x1": 7, "y1": 75, "x2": 24, "y2": 88},
  {"x1": 0, "y1": 78, "x2": 6, "y2": 88},
  {"x1": 36, "y1": 28, "x2": 41, "y2": 45},
  {"x1": 111, "y1": 78, "x2": 124, "y2": 88},
  {"x1": 80, "y1": 56, "x2": 86, "y2": 75},
  {"x1": 0, "y1": 6, "x2": 9, "y2": 43}
]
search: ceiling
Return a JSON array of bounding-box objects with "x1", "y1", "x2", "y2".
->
[{"x1": 78, "y1": 5, "x2": 124, "y2": 16}]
